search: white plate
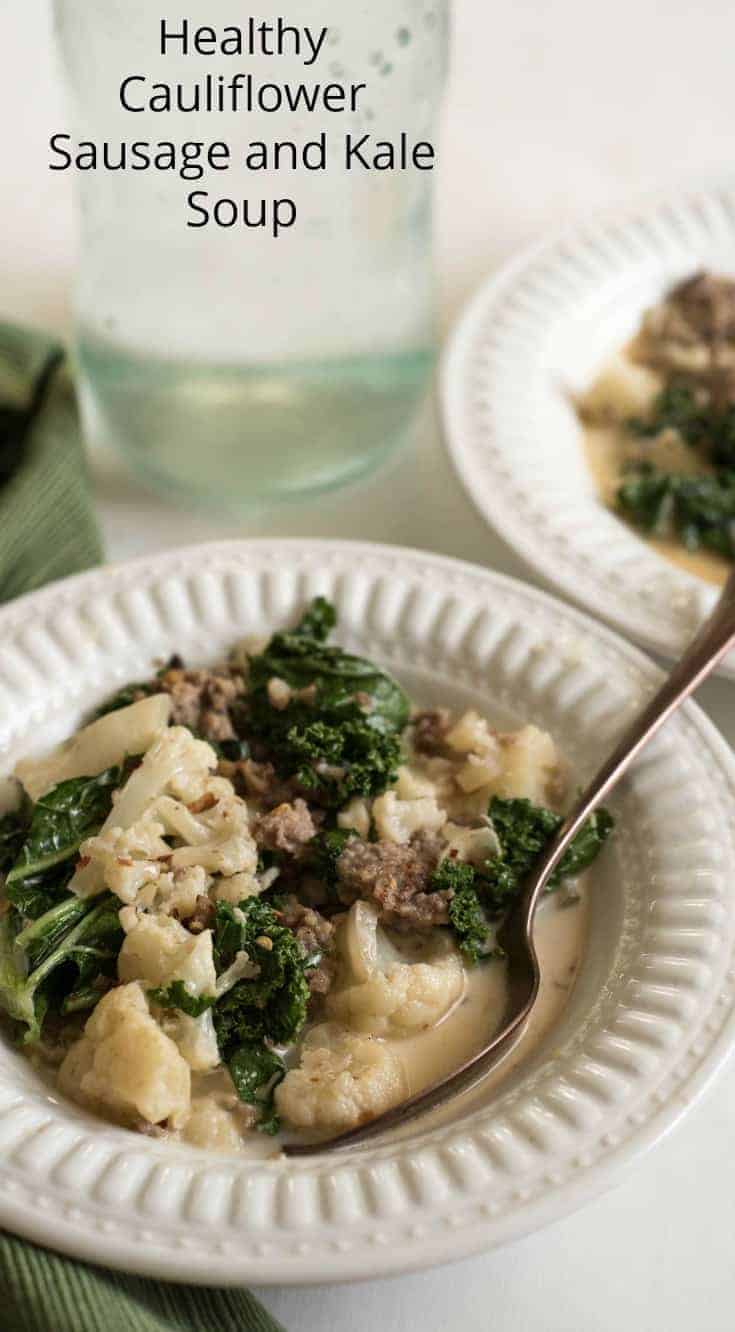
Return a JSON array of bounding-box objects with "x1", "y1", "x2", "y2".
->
[
  {"x1": 0, "y1": 539, "x2": 734, "y2": 1286},
  {"x1": 442, "y1": 184, "x2": 735, "y2": 672}
]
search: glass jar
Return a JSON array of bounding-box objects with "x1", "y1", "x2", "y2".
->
[{"x1": 53, "y1": 1, "x2": 448, "y2": 509}]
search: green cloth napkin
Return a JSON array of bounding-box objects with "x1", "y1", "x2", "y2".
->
[{"x1": 0, "y1": 323, "x2": 285, "y2": 1332}]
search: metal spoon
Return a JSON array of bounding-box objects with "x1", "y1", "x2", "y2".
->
[{"x1": 284, "y1": 569, "x2": 735, "y2": 1157}]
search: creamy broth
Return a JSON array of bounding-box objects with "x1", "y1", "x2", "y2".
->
[
  {"x1": 158, "y1": 886, "x2": 589, "y2": 1156},
  {"x1": 584, "y1": 422, "x2": 729, "y2": 589}
]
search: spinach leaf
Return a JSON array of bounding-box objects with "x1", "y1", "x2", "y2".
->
[
  {"x1": 148, "y1": 980, "x2": 216, "y2": 1017},
  {"x1": 227, "y1": 1041, "x2": 286, "y2": 1136},
  {"x1": 6, "y1": 766, "x2": 122, "y2": 885}
]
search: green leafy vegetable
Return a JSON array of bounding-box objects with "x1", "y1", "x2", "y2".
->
[
  {"x1": 0, "y1": 892, "x2": 123, "y2": 1042},
  {"x1": 6, "y1": 766, "x2": 122, "y2": 885},
  {"x1": 4, "y1": 863, "x2": 76, "y2": 921},
  {"x1": 227, "y1": 1041, "x2": 286, "y2": 1136},
  {"x1": 482, "y1": 797, "x2": 614, "y2": 915},
  {"x1": 308, "y1": 827, "x2": 354, "y2": 890},
  {"x1": 212, "y1": 898, "x2": 310, "y2": 1050},
  {"x1": 245, "y1": 598, "x2": 410, "y2": 805},
  {"x1": 290, "y1": 595, "x2": 337, "y2": 642},
  {"x1": 0, "y1": 808, "x2": 28, "y2": 874},
  {"x1": 628, "y1": 382, "x2": 735, "y2": 469},
  {"x1": 148, "y1": 980, "x2": 215, "y2": 1017},
  {"x1": 628, "y1": 383, "x2": 711, "y2": 448},
  {"x1": 283, "y1": 719, "x2": 402, "y2": 807},
  {"x1": 430, "y1": 799, "x2": 614, "y2": 962},
  {"x1": 618, "y1": 462, "x2": 735, "y2": 557},
  {"x1": 211, "y1": 898, "x2": 308, "y2": 1136},
  {"x1": 431, "y1": 860, "x2": 494, "y2": 964}
]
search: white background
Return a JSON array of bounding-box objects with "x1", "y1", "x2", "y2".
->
[{"x1": 3, "y1": 2, "x2": 735, "y2": 1328}]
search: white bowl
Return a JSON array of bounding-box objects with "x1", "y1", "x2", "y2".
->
[
  {"x1": 0, "y1": 539, "x2": 734, "y2": 1285},
  {"x1": 442, "y1": 184, "x2": 735, "y2": 672}
]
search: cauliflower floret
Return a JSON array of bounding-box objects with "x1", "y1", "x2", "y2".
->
[
  {"x1": 58, "y1": 982, "x2": 190, "y2": 1125},
  {"x1": 455, "y1": 752, "x2": 503, "y2": 794},
  {"x1": 78, "y1": 820, "x2": 171, "y2": 904},
  {"x1": 15, "y1": 694, "x2": 172, "y2": 802},
  {"x1": 337, "y1": 797, "x2": 371, "y2": 839},
  {"x1": 152, "y1": 865, "x2": 212, "y2": 920},
  {"x1": 275, "y1": 1025, "x2": 407, "y2": 1132},
  {"x1": 70, "y1": 727, "x2": 219, "y2": 898},
  {"x1": 327, "y1": 901, "x2": 464, "y2": 1037},
  {"x1": 213, "y1": 871, "x2": 263, "y2": 904},
  {"x1": 578, "y1": 351, "x2": 662, "y2": 424},
  {"x1": 445, "y1": 710, "x2": 500, "y2": 758},
  {"x1": 163, "y1": 1008, "x2": 221, "y2": 1072},
  {"x1": 372, "y1": 790, "x2": 445, "y2": 845},
  {"x1": 181, "y1": 1096, "x2": 245, "y2": 1152},
  {"x1": 394, "y1": 766, "x2": 437, "y2": 801},
  {"x1": 327, "y1": 957, "x2": 464, "y2": 1037},
  {"x1": 118, "y1": 913, "x2": 217, "y2": 996},
  {"x1": 494, "y1": 725, "x2": 565, "y2": 805},
  {"x1": 441, "y1": 821, "x2": 500, "y2": 866}
]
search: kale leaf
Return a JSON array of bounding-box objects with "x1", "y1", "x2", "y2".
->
[
  {"x1": 211, "y1": 898, "x2": 308, "y2": 1135},
  {"x1": 148, "y1": 980, "x2": 216, "y2": 1017},
  {"x1": 6, "y1": 766, "x2": 122, "y2": 885},
  {"x1": 618, "y1": 462, "x2": 735, "y2": 557},
  {"x1": 212, "y1": 899, "x2": 310, "y2": 1051},
  {"x1": 0, "y1": 892, "x2": 123, "y2": 1042},
  {"x1": 482, "y1": 797, "x2": 614, "y2": 914},
  {"x1": 245, "y1": 598, "x2": 410, "y2": 805},
  {"x1": 291, "y1": 595, "x2": 337, "y2": 642},
  {"x1": 227, "y1": 1041, "x2": 286, "y2": 1136},
  {"x1": 430, "y1": 799, "x2": 614, "y2": 962},
  {"x1": 628, "y1": 382, "x2": 735, "y2": 469},
  {"x1": 308, "y1": 827, "x2": 353, "y2": 890},
  {"x1": 431, "y1": 860, "x2": 494, "y2": 965},
  {"x1": 282, "y1": 719, "x2": 402, "y2": 807},
  {"x1": 628, "y1": 383, "x2": 711, "y2": 448},
  {"x1": 0, "y1": 808, "x2": 28, "y2": 874}
]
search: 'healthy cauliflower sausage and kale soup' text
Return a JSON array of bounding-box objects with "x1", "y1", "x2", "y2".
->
[
  {"x1": 0, "y1": 601, "x2": 613, "y2": 1150},
  {"x1": 579, "y1": 271, "x2": 735, "y2": 586}
]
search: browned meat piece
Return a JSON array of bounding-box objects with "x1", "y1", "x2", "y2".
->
[
  {"x1": 222, "y1": 758, "x2": 297, "y2": 810},
  {"x1": 157, "y1": 666, "x2": 246, "y2": 743},
  {"x1": 279, "y1": 896, "x2": 337, "y2": 994},
  {"x1": 669, "y1": 272, "x2": 735, "y2": 344},
  {"x1": 187, "y1": 895, "x2": 216, "y2": 934},
  {"x1": 336, "y1": 834, "x2": 449, "y2": 928},
  {"x1": 254, "y1": 798, "x2": 316, "y2": 856},
  {"x1": 411, "y1": 709, "x2": 451, "y2": 756}
]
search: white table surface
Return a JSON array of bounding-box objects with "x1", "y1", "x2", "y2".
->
[{"x1": 4, "y1": 2, "x2": 735, "y2": 1327}]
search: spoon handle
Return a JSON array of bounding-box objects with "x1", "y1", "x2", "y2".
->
[{"x1": 523, "y1": 568, "x2": 735, "y2": 920}]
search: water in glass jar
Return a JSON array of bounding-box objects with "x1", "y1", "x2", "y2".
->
[{"x1": 54, "y1": 1, "x2": 447, "y2": 507}]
